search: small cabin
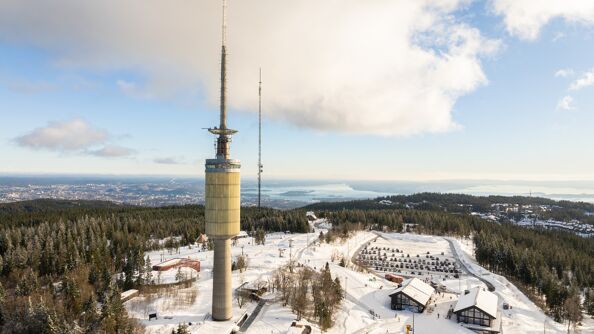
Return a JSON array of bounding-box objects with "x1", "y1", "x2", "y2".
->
[
  {"x1": 454, "y1": 287, "x2": 499, "y2": 332},
  {"x1": 389, "y1": 278, "x2": 435, "y2": 313}
]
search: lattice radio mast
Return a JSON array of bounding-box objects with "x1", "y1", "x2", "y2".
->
[{"x1": 258, "y1": 69, "x2": 263, "y2": 208}]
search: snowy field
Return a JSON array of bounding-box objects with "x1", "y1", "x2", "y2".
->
[{"x1": 124, "y1": 226, "x2": 594, "y2": 334}]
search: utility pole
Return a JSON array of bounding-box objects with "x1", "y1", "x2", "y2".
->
[{"x1": 257, "y1": 68, "x2": 263, "y2": 209}]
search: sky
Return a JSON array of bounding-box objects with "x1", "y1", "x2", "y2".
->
[{"x1": 1, "y1": 0, "x2": 594, "y2": 181}]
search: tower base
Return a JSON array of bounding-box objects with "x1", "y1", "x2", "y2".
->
[{"x1": 212, "y1": 238, "x2": 232, "y2": 321}]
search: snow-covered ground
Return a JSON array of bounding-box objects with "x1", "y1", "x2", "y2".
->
[
  {"x1": 125, "y1": 229, "x2": 320, "y2": 333},
  {"x1": 446, "y1": 236, "x2": 594, "y2": 334},
  {"x1": 125, "y1": 227, "x2": 593, "y2": 334}
]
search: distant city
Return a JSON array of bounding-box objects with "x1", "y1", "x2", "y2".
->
[
  {"x1": 2, "y1": 175, "x2": 594, "y2": 209},
  {"x1": 0, "y1": 175, "x2": 392, "y2": 208}
]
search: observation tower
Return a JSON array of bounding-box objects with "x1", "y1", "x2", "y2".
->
[{"x1": 205, "y1": 0, "x2": 240, "y2": 321}]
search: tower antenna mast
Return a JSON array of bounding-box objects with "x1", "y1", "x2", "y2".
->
[
  {"x1": 208, "y1": 0, "x2": 236, "y2": 159},
  {"x1": 258, "y1": 68, "x2": 262, "y2": 208}
]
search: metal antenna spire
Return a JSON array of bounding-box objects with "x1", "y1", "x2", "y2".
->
[
  {"x1": 219, "y1": 0, "x2": 227, "y2": 130},
  {"x1": 209, "y1": 0, "x2": 236, "y2": 159},
  {"x1": 258, "y1": 68, "x2": 263, "y2": 208}
]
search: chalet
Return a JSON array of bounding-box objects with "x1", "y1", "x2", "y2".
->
[
  {"x1": 454, "y1": 287, "x2": 499, "y2": 333},
  {"x1": 197, "y1": 234, "x2": 208, "y2": 243},
  {"x1": 389, "y1": 278, "x2": 435, "y2": 313},
  {"x1": 237, "y1": 280, "x2": 268, "y2": 300}
]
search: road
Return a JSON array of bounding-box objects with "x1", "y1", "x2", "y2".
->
[{"x1": 445, "y1": 238, "x2": 495, "y2": 292}]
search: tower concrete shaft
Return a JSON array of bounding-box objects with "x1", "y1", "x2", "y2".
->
[{"x1": 212, "y1": 239, "x2": 232, "y2": 320}]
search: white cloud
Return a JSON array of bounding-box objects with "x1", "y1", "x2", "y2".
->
[
  {"x1": 88, "y1": 145, "x2": 135, "y2": 157},
  {"x1": 0, "y1": 0, "x2": 499, "y2": 136},
  {"x1": 15, "y1": 119, "x2": 108, "y2": 151},
  {"x1": 570, "y1": 68, "x2": 594, "y2": 90},
  {"x1": 492, "y1": 0, "x2": 594, "y2": 40},
  {"x1": 556, "y1": 95, "x2": 575, "y2": 111},
  {"x1": 554, "y1": 68, "x2": 574, "y2": 78},
  {"x1": 15, "y1": 118, "x2": 134, "y2": 157}
]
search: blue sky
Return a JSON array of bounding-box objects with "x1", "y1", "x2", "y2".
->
[{"x1": 1, "y1": 0, "x2": 594, "y2": 181}]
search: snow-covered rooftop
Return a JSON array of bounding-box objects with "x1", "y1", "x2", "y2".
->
[
  {"x1": 121, "y1": 289, "x2": 138, "y2": 300},
  {"x1": 156, "y1": 258, "x2": 182, "y2": 267},
  {"x1": 454, "y1": 287, "x2": 498, "y2": 318},
  {"x1": 389, "y1": 277, "x2": 434, "y2": 306}
]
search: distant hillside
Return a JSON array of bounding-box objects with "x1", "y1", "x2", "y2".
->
[
  {"x1": 304, "y1": 192, "x2": 594, "y2": 212},
  {"x1": 0, "y1": 198, "x2": 125, "y2": 213}
]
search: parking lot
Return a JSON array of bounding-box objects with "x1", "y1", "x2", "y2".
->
[{"x1": 355, "y1": 234, "x2": 464, "y2": 282}]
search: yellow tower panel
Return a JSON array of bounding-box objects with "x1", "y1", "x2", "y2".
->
[{"x1": 205, "y1": 170, "x2": 240, "y2": 238}]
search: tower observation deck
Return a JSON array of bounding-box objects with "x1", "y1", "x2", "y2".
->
[{"x1": 205, "y1": 0, "x2": 240, "y2": 321}]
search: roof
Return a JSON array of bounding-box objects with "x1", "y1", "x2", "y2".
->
[
  {"x1": 454, "y1": 287, "x2": 498, "y2": 318},
  {"x1": 389, "y1": 278, "x2": 435, "y2": 306},
  {"x1": 121, "y1": 289, "x2": 138, "y2": 300},
  {"x1": 154, "y1": 258, "x2": 182, "y2": 267}
]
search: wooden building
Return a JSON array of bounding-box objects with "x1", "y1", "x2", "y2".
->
[
  {"x1": 454, "y1": 287, "x2": 498, "y2": 331},
  {"x1": 389, "y1": 278, "x2": 435, "y2": 313}
]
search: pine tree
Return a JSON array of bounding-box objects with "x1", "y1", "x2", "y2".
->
[
  {"x1": 585, "y1": 288, "x2": 594, "y2": 316},
  {"x1": 144, "y1": 255, "x2": 153, "y2": 284},
  {"x1": 0, "y1": 281, "x2": 5, "y2": 325},
  {"x1": 63, "y1": 276, "x2": 82, "y2": 317},
  {"x1": 175, "y1": 267, "x2": 185, "y2": 282},
  {"x1": 175, "y1": 323, "x2": 190, "y2": 334}
]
